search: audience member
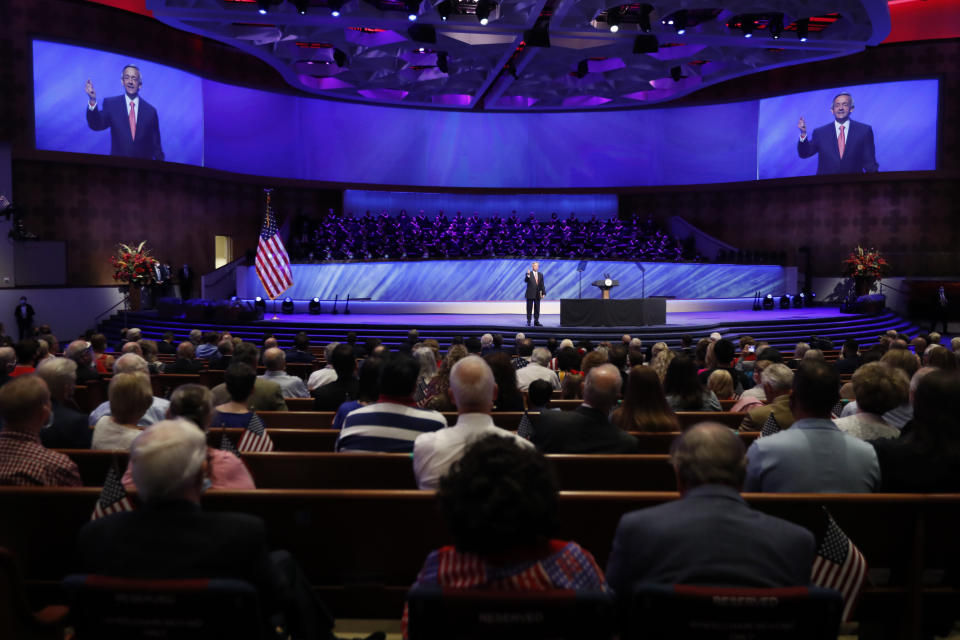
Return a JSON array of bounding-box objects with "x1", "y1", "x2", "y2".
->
[
  {"x1": 420, "y1": 344, "x2": 469, "y2": 411},
  {"x1": 88, "y1": 354, "x2": 171, "y2": 426},
  {"x1": 260, "y1": 348, "x2": 310, "y2": 398},
  {"x1": 36, "y1": 357, "x2": 92, "y2": 449},
  {"x1": 738, "y1": 363, "x2": 795, "y2": 432},
  {"x1": 210, "y1": 343, "x2": 288, "y2": 411},
  {"x1": 337, "y1": 353, "x2": 446, "y2": 453},
  {"x1": 165, "y1": 341, "x2": 204, "y2": 374},
  {"x1": 834, "y1": 362, "x2": 908, "y2": 441},
  {"x1": 120, "y1": 340, "x2": 143, "y2": 357},
  {"x1": 706, "y1": 369, "x2": 735, "y2": 401},
  {"x1": 663, "y1": 356, "x2": 721, "y2": 412},
  {"x1": 157, "y1": 330, "x2": 177, "y2": 355},
  {"x1": 872, "y1": 370, "x2": 960, "y2": 492},
  {"x1": 839, "y1": 347, "x2": 921, "y2": 428},
  {"x1": 606, "y1": 423, "x2": 813, "y2": 595},
  {"x1": 0, "y1": 376, "x2": 82, "y2": 486},
  {"x1": 123, "y1": 384, "x2": 254, "y2": 490},
  {"x1": 91, "y1": 372, "x2": 154, "y2": 449},
  {"x1": 11, "y1": 339, "x2": 38, "y2": 377},
  {"x1": 515, "y1": 347, "x2": 562, "y2": 392},
  {"x1": 194, "y1": 331, "x2": 220, "y2": 360},
  {"x1": 412, "y1": 346, "x2": 438, "y2": 402},
  {"x1": 744, "y1": 361, "x2": 880, "y2": 492},
  {"x1": 834, "y1": 339, "x2": 862, "y2": 374},
  {"x1": 0, "y1": 346, "x2": 16, "y2": 387},
  {"x1": 649, "y1": 345, "x2": 675, "y2": 384},
  {"x1": 307, "y1": 342, "x2": 341, "y2": 391},
  {"x1": 311, "y1": 344, "x2": 358, "y2": 411},
  {"x1": 413, "y1": 356, "x2": 533, "y2": 489},
  {"x1": 485, "y1": 352, "x2": 525, "y2": 411},
  {"x1": 611, "y1": 366, "x2": 679, "y2": 432},
  {"x1": 211, "y1": 363, "x2": 271, "y2": 435},
  {"x1": 286, "y1": 332, "x2": 314, "y2": 363},
  {"x1": 403, "y1": 435, "x2": 609, "y2": 637},
  {"x1": 525, "y1": 379, "x2": 556, "y2": 413},
  {"x1": 215, "y1": 338, "x2": 234, "y2": 369},
  {"x1": 140, "y1": 339, "x2": 165, "y2": 374},
  {"x1": 697, "y1": 339, "x2": 752, "y2": 394},
  {"x1": 90, "y1": 333, "x2": 114, "y2": 374},
  {"x1": 78, "y1": 419, "x2": 336, "y2": 639},
  {"x1": 332, "y1": 356, "x2": 385, "y2": 430},
  {"x1": 532, "y1": 364, "x2": 638, "y2": 453}
]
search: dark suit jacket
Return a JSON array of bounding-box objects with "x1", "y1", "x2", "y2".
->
[
  {"x1": 86, "y1": 95, "x2": 164, "y2": 161},
  {"x1": 157, "y1": 340, "x2": 177, "y2": 355},
  {"x1": 312, "y1": 377, "x2": 359, "y2": 411},
  {"x1": 165, "y1": 358, "x2": 204, "y2": 374},
  {"x1": 605, "y1": 484, "x2": 815, "y2": 596},
  {"x1": 14, "y1": 303, "x2": 35, "y2": 322},
  {"x1": 77, "y1": 500, "x2": 284, "y2": 615},
  {"x1": 797, "y1": 120, "x2": 878, "y2": 175},
  {"x1": 532, "y1": 405, "x2": 639, "y2": 453},
  {"x1": 40, "y1": 401, "x2": 92, "y2": 449},
  {"x1": 524, "y1": 271, "x2": 546, "y2": 300},
  {"x1": 74, "y1": 364, "x2": 102, "y2": 385},
  {"x1": 285, "y1": 350, "x2": 314, "y2": 364}
]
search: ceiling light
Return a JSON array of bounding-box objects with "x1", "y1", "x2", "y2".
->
[
  {"x1": 436, "y1": 0, "x2": 453, "y2": 20},
  {"x1": 476, "y1": 0, "x2": 495, "y2": 25},
  {"x1": 769, "y1": 13, "x2": 784, "y2": 39},
  {"x1": 329, "y1": 0, "x2": 343, "y2": 16},
  {"x1": 294, "y1": 0, "x2": 309, "y2": 14},
  {"x1": 405, "y1": 0, "x2": 420, "y2": 20},
  {"x1": 742, "y1": 19, "x2": 754, "y2": 38},
  {"x1": 797, "y1": 17, "x2": 809, "y2": 41},
  {"x1": 256, "y1": 0, "x2": 270, "y2": 14},
  {"x1": 607, "y1": 8, "x2": 621, "y2": 33}
]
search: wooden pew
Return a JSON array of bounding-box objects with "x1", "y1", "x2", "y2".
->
[
  {"x1": 1, "y1": 487, "x2": 956, "y2": 631},
  {"x1": 676, "y1": 411, "x2": 746, "y2": 429},
  {"x1": 286, "y1": 398, "x2": 316, "y2": 411}
]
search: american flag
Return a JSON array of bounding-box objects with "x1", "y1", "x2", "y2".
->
[
  {"x1": 237, "y1": 415, "x2": 275, "y2": 452},
  {"x1": 91, "y1": 465, "x2": 135, "y2": 521},
  {"x1": 255, "y1": 194, "x2": 293, "y2": 300},
  {"x1": 760, "y1": 412, "x2": 781, "y2": 438},
  {"x1": 811, "y1": 509, "x2": 868, "y2": 621},
  {"x1": 517, "y1": 411, "x2": 534, "y2": 440},
  {"x1": 413, "y1": 378, "x2": 429, "y2": 404},
  {"x1": 218, "y1": 431, "x2": 241, "y2": 456},
  {"x1": 831, "y1": 399, "x2": 846, "y2": 419}
]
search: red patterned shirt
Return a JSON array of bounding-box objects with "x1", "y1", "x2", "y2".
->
[{"x1": 0, "y1": 430, "x2": 82, "y2": 486}]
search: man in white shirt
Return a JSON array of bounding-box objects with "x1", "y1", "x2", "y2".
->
[
  {"x1": 307, "y1": 342, "x2": 340, "y2": 391},
  {"x1": 259, "y1": 348, "x2": 310, "y2": 398},
  {"x1": 413, "y1": 355, "x2": 534, "y2": 490},
  {"x1": 516, "y1": 347, "x2": 561, "y2": 392}
]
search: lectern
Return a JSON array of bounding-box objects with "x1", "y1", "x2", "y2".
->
[{"x1": 591, "y1": 276, "x2": 620, "y2": 300}]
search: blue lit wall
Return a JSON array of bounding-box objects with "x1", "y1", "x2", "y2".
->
[{"x1": 241, "y1": 260, "x2": 786, "y2": 301}]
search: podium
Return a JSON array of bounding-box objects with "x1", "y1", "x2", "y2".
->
[{"x1": 591, "y1": 277, "x2": 619, "y2": 300}]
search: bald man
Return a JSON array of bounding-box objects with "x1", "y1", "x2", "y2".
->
[
  {"x1": 531, "y1": 363, "x2": 639, "y2": 453},
  {"x1": 606, "y1": 423, "x2": 814, "y2": 594}
]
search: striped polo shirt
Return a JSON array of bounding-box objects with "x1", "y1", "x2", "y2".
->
[{"x1": 336, "y1": 396, "x2": 448, "y2": 453}]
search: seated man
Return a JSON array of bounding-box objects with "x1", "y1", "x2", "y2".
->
[
  {"x1": 697, "y1": 338, "x2": 753, "y2": 395},
  {"x1": 606, "y1": 423, "x2": 814, "y2": 593},
  {"x1": 337, "y1": 353, "x2": 446, "y2": 453},
  {"x1": 516, "y1": 347, "x2": 562, "y2": 392},
  {"x1": 738, "y1": 363, "x2": 795, "y2": 432},
  {"x1": 414, "y1": 355, "x2": 534, "y2": 489},
  {"x1": 65, "y1": 339, "x2": 101, "y2": 385},
  {"x1": 77, "y1": 419, "x2": 336, "y2": 639},
  {"x1": 286, "y1": 332, "x2": 315, "y2": 363},
  {"x1": 36, "y1": 357, "x2": 92, "y2": 449},
  {"x1": 260, "y1": 348, "x2": 310, "y2": 399},
  {"x1": 307, "y1": 342, "x2": 340, "y2": 391},
  {"x1": 88, "y1": 354, "x2": 170, "y2": 427},
  {"x1": 0, "y1": 375, "x2": 82, "y2": 486},
  {"x1": 532, "y1": 363, "x2": 639, "y2": 453},
  {"x1": 211, "y1": 342, "x2": 287, "y2": 411},
  {"x1": 165, "y1": 341, "x2": 204, "y2": 374},
  {"x1": 745, "y1": 360, "x2": 880, "y2": 493},
  {"x1": 312, "y1": 344, "x2": 358, "y2": 411},
  {"x1": 194, "y1": 331, "x2": 221, "y2": 361}
]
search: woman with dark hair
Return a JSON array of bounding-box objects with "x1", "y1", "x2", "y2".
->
[
  {"x1": 872, "y1": 370, "x2": 960, "y2": 492},
  {"x1": 332, "y1": 356, "x2": 384, "y2": 430},
  {"x1": 210, "y1": 362, "x2": 268, "y2": 435},
  {"x1": 663, "y1": 355, "x2": 722, "y2": 412},
  {"x1": 90, "y1": 333, "x2": 114, "y2": 374},
  {"x1": 403, "y1": 436, "x2": 609, "y2": 637},
  {"x1": 612, "y1": 366, "x2": 680, "y2": 432},
  {"x1": 484, "y1": 352, "x2": 525, "y2": 411},
  {"x1": 555, "y1": 346, "x2": 583, "y2": 381}
]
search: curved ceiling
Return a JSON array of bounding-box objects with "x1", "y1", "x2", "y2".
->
[{"x1": 148, "y1": 0, "x2": 891, "y2": 110}]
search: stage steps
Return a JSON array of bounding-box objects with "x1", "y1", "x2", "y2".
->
[{"x1": 97, "y1": 310, "x2": 924, "y2": 353}]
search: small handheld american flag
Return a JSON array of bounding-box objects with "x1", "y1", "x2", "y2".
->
[
  {"x1": 91, "y1": 465, "x2": 135, "y2": 521},
  {"x1": 255, "y1": 188, "x2": 293, "y2": 301},
  {"x1": 237, "y1": 415, "x2": 275, "y2": 453},
  {"x1": 759, "y1": 412, "x2": 781, "y2": 438},
  {"x1": 517, "y1": 411, "x2": 534, "y2": 440},
  {"x1": 811, "y1": 508, "x2": 868, "y2": 621}
]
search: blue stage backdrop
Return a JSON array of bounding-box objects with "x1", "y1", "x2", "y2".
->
[{"x1": 240, "y1": 260, "x2": 786, "y2": 301}]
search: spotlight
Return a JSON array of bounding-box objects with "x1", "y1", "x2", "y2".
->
[
  {"x1": 671, "y1": 12, "x2": 687, "y2": 35},
  {"x1": 256, "y1": 0, "x2": 270, "y2": 14},
  {"x1": 780, "y1": 294, "x2": 791, "y2": 309},
  {"x1": 331, "y1": 8, "x2": 341, "y2": 16},
  {"x1": 607, "y1": 8, "x2": 621, "y2": 33},
  {"x1": 436, "y1": 0, "x2": 453, "y2": 20},
  {"x1": 742, "y1": 19, "x2": 754, "y2": 38},
  {"x1": 294, "y1": 0, "x2": 309, "y2": 14},
  {"x1": 281, "y1": 297, "x2": 295, "y2": 314},
  {"x1": 329, "y1": 0, "x2": 343, "y2": 16},
  {"x1": 762, "y1": 294, "x2": 775, "y2": 310},
  {"x1": 405, "y1": 0, "x2": 420, "y2": 20},
  {"x1": 796, "y1": 18, "x2": 809, "y2": 42},
  {"x1": 633, "y1": 34, "x2": 658, "y2": 54},
  {"x1": 309, "y1": 297, "x2": 322, "y2": 314},
  {"x1": 793, "y1": 292, "x2": 805, "y2": 309},
  {"x1": 637, "y1": 3, "x2": 653, "y2": 33},
  {"x1": 476, "y1": 0, "x2": 494, "y2": 25},
  {"x1": 254, "y1": 296, "x2": 267, "y2": 312},
  {"x1": 769, "y1": 13, "x2": 784, "y2": 39}
]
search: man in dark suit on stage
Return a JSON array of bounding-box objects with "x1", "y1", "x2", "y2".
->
[
  {"x1": 85, "y1": 65, "x2": 164, "y2": 161},
  {"x1": 797, "y1": 92, "x2": 878, "y2": 175},
  {"x1": 13, "y1": 296, "x2": 35, "y2": 340},
  {"x1": 524, "y1": 261, "x2": 546, "y2": 326},
  {"x1": 605, "y1": 422, "x2": 814, "y2": 595}
]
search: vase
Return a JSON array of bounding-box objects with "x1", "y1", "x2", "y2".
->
[
  {"x1": 128, "y1": 284, "x2": 142, "y2": 311},
  {"x1": 854, "y1": 276, "x2": 875, "y2": 297}
]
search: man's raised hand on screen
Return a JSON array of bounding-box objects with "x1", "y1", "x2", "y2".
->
[
  {"x1": 85, "y1": 79, "x2": 96, "y2": 105},
  {"x1": 797, "y1": 115, "x2": 806, "y2": 138}
]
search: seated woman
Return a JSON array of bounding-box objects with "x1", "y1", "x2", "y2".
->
[
  {"x1": 331, "y1": 356, "x2": 384, "y2": 430},
  {"x1": 122, "y1": 384, "x2": 255, "y2": 490},
  {"x1": 421, "y1": 344, "x2": 468, "y2": 411},
  {"x1": 210, "y1": 362, "x2": 268, "y2": 434},
  {"x1": 612, "y1": 366, "x2": 679, "y2": 432},
  {"x1": 90, "y1": 333, "x2": 114, "y2": 375},
  {"x1": 707, "y1": 369, "x2": 736, "y2": 402},
  {"x1": 663, "y1": 356, "x2": 721, "y2": 412},
  {"x1": 834, "y1": 362, "x2": 908, "y2": 441},
  {"x1": 403, "y1": 435, "x2": 610, "y2": 637},
  {"x1": 91, "y1": 373, "x2": 153, "y2": 449}
]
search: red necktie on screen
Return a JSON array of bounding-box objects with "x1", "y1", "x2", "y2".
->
[
  {"x1": 129, "y1": 101, "x2": 136, "y2": 140},
  {"x1": 837, "y1": 123, "x2": 845, "y2": 159}
]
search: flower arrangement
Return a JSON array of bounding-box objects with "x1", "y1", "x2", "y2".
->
[
  {"x1": 111, "y1": 241, "x2": 158, "y2": 286},
  {"x1": 843, "y1": 246, "x2": 887, "y2": 281}
]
